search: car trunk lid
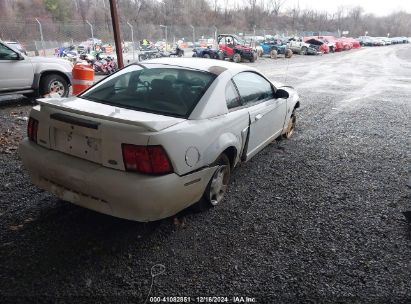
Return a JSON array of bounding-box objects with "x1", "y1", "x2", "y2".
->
[{"x1": 34, "y1": 97, "x2": 184, "y2": 171}]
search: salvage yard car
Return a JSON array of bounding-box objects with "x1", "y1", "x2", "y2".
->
[
  {"x1": 0, "y1": 40, "x2": 72, "y2": 98},
  {"x1": 19, "y1": 58, "x2": 300, "y2": 222}
]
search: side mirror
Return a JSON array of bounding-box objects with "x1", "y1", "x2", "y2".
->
[
  {"x1": 16, "y1": 53, "x2": 25, "y2": 60},
  {"x1": 275, "y1": 88, "x2": 289, "y2": 99}
]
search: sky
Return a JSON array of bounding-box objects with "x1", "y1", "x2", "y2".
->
[
  {"x1": 225, "y1": 0, "x2": 411, "y2": 16},
  {"x1": 284, "y1": 0, "x2": 411, "y2": 16}
]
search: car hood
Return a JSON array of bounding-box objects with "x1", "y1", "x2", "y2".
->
[
  {"x1": 271, "y1": 80, "x2": 292, "y2": 89},
  {"x1": 305, "y1": 38, "x2": 324, "y2": 46},
  {"x1": 28, "y1": 56, "x2": 70, "y2": 64},
  {"x1": 37, "y1": 97, "x2": 185, "y2": 132},
  {"x1": 235, "y1": 45, "x2": 253, "y2": 51}
]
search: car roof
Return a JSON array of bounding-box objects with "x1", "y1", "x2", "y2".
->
[{"x1": 140, "y1": 57, "x2": 257, "y2": 76}]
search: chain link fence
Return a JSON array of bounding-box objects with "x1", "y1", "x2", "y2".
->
[{"x1": 0, "y1": 17, "x2": 338, "y2": 58}]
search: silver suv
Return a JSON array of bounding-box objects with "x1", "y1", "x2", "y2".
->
[{"x1": 0, "y1": 41, "x2": 72, "y2": 98}]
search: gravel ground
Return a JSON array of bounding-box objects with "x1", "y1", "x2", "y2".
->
[{"x1": 0, "y1": 45, "x2": 410, "y2": 303}]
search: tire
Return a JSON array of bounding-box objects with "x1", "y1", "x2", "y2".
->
[
  {"x1": 285, "y1": 49, "x2": 293, "y2": 58},
  {"x1": 192, "y1": 53, "x2": 197, "y2": 57},
  {"x1": 257, "y1": 49, "x2": 263, "y2": 57},
  {"x1": 233, "y1": 53, "x2": 241, "y2": 63},
  {"x1": 195, "y1": 154, "x2": 231, "y2": 211},
  {"x1": 39, "y1": 74, "x2": 69, "y2": 97},
  {"x1": 203, "y1": 53, "x2": 211, "y2": 59},
  {"x1": 283, "y1": 110, "x2": 296, "y2": 139},
  {"x1": 253, "y1": 52, "x2": 258, "y2": 62},
  {"x1": 249, "y1": 52, "x2": 256, "y2": 62},
  {"x1": 218, "y1": 51, "x2": 225, "y2": 60},
  {"x1": 300, "y1": 47, "x2": 307, "y2": 55},
  {"x1": 270, "y1": 49, "x2": 278, "y2": 59}
]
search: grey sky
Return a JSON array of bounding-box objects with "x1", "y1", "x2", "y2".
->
[
  {"x1": 285, "y1": 0, "x2": 411, "y2": 16},
  {"x1": 224, "y1": 0, "x2": 411, "y2": 16}
]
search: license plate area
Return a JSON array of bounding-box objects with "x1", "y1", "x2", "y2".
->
[{"x1": 54, "y1": 128, "x2": 102, "y2": 163}]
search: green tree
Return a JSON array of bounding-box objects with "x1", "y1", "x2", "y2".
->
[{"x1": 44, "y1": 0, "x2": 72, "y2": 22}]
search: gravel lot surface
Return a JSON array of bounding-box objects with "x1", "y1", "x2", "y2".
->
[{"x1": 0, "y1": 45, "x2": 410, "y2": 303}]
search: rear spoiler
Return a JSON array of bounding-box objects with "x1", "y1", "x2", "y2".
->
[{"x1": 37, "y1": 98, "x2": 184, "y2": 132}]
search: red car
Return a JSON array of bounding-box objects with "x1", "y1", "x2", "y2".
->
[
  {"x1": 317, "y1": 36, "x2": 344, "y2": 52},
  {"x1": 338, "y1": 37, "x2": 353, "y2": 50},
  {"x1": 344, "y1": 37, "x2": 361, "y2": 49},
  {"x1": 304, "y1": 37, "x2": 330, "y2": 54}
]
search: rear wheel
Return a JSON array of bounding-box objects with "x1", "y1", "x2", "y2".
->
[
  {"x1": 195, "y1": 154, "x2": 231, "y2": 210},
  {"x1": 203, "y1": 53, "x2": 211, "y2": 59},
  {"x1": 300, "y1": 47, "x2": 307, "y2": 55},
  {"x1": 39, "y1": 74, "x2": 69, "y2": 97},
  {"x1": 217, "y1": 51, "x2": 225, "y2": 60},
  {"x1": 270, "y1": 49, "x2": 278, "y2": 59},
  {"x1": 233, "y1": 53, "x2": 241, "y2": 63},
  {"x1": 257, "y1": 49, "x2": 263, "y2": 57},
  {"x1": 285, "y1": 49, "x2": 293, "y2": 58},
  {"x1": 283, "y1": 110, "x2": 296, "y2": 139}
]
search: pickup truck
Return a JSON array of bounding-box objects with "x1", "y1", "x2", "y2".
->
[
  {"x1": 0, "y1": 41, "x2": 72, "y2": 98},
  {"x1": 287, "y1": 37, "x2": 312, "y2": 55}
]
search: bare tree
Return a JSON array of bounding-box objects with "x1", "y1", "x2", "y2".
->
[{"x1": 270, "y1": 0, "x2": 287, "y2": 16}]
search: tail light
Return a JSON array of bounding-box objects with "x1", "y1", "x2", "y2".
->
[
  {"x1": 27, "y1": 117, "x2": 39, "y2": 142},
  {"x1": 122, "y1": 144, "x2": 173, "y2": 175}
]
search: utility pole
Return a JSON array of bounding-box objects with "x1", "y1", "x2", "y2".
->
[
  {"x1": 35, "y1": 18, "x2": 45, "y2": 56},
  {"x1": 213, "y1": 26, "x2": 218, "y2": 48},
  {"x1": 127, "y1": 21, "x2": 135, "y2": 61},
  {"x1": 109, "y1": 0, "x2": 124, "y2": 68},
  {"x1": 190, "y1": 25, "x2": 195, "y2": 45},
  {"x1": 86, "y1": 20, "x2": 94, "y2": 40},
  {"x1": 160, "y1": 25, "x2": 168, "y2": 51}
]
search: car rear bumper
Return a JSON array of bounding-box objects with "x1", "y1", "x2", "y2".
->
[{"x1": 19, "y1": 139, "x2": 216, "y2": 222}]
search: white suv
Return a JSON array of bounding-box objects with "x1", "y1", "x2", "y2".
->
[{"x1": 0, "y1": 41, "x2": 72, "y2": 98}]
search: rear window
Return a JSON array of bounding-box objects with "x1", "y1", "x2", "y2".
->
[{"x1": 80, "y1": 64, "x2": 216, "y2": 118}]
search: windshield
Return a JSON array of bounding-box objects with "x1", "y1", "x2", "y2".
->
[{"x1": 80, "y1": 64, "x2": 216, "y2": 118}]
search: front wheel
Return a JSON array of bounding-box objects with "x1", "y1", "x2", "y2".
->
[
  {"x1": 233, "y1": 53, "x2": 241, "y2": 63},
  {"x1": 270, "y1": 49, "x2": 278, "y2": 59},
  {"x1": 39, "y1": 74, "x2": 69, "y2": 97},
  {"x1": 203, "y1": 53, "x2": 211, "y2": 59},
  {"x1": 285, "y1": 49, "x2": 293, "y2": 58}
]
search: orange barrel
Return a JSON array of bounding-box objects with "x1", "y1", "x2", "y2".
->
[
  {"x1": 72, "y1": 64, "x2": 94, "y2": 95},
  {"x1": 105, "y1": 45, "x2": 113, "y2": 53}
]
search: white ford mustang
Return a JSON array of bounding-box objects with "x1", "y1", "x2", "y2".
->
[{"x1": 19, "y1": 58, "x2": 300, "y2": 221}]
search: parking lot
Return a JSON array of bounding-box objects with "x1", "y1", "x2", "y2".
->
[{"x1": 0, "y1": 44, "x2": 410, "y2": 302}]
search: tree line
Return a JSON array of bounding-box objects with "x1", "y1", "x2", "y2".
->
[{"x1": 0, "y1": 0, "x2": 410, "y2": 37}]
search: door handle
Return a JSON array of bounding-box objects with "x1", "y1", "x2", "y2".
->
[{"x1": 255, "y1": 114, "x2": 263, "y2": 121}]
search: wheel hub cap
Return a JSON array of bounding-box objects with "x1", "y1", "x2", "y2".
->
[
  {"x1": 49, "y1": 81, "x2": 65, "y2": 97},
  {"x1": 209, "y1": 165, "x2": 229, "y2": 206}
]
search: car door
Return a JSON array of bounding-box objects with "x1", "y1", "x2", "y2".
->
[
  {"x1": 233, "y1": 72, "x2": 287, "y2": 160},
  {"x1": 0, "y1": 42, "x2": 34, "y2": 91}
]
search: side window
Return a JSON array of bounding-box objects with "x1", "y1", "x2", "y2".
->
[
  {"x1": 225, "y1": 80, "x2": 241, "y2": 110},
  {"x1": 0, "y1": 43, "x2": 18, "y2": 60},
  {"x1": 233, "y1": 72, "x2": 274, "y2": 105}
]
